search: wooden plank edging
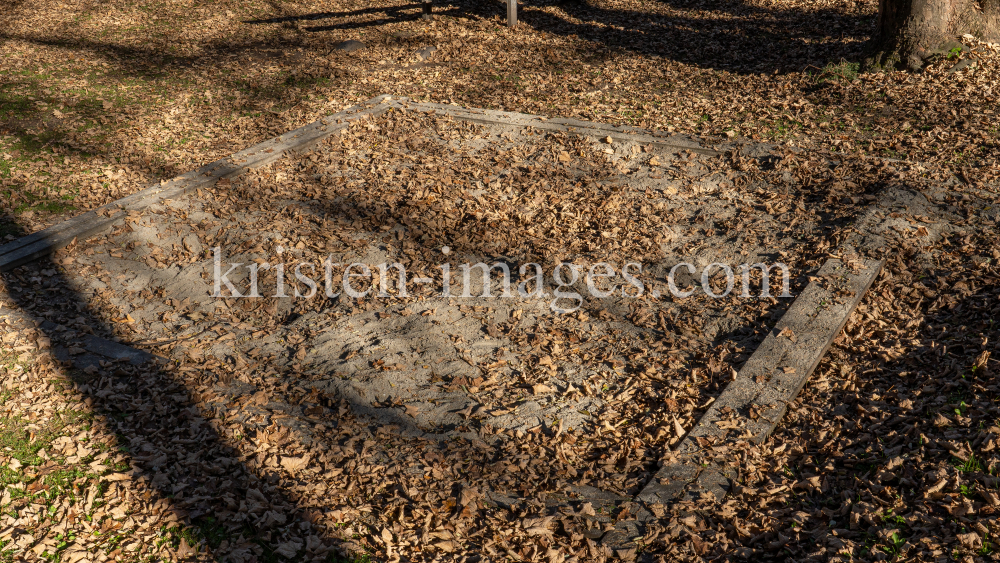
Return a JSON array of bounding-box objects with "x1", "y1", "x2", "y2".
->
[
  {"x1": 598, "y1": 258, "x2": 883, "y2": 552},
  {"x1": 0, "y1": 95, "x2": 394, "y2": 272}
]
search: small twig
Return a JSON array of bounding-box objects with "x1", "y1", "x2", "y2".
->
[{"x1": 132, "y1": 330, "x2": 206, "y2": 347}]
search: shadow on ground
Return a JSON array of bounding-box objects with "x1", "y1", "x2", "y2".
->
[
  {"x1": 718, "y1": 246, "x2": 1000, "y2": 560},
  {"x1": 0, "y1": 111, "x2": 952, "y2": 559},
  {"x1": 0, "y1": 217, "x2": 334, "y2": 560},
  {"x1": 246, "y1": 0, "x2": 874, "y2": 74},
  {"x1": 0, "y1": 204, "x2": 662, "y2": 559}
]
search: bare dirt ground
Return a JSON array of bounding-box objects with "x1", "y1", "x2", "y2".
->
[{"x1": 1, "y1": 0, "x2": 1000, "y2": 562}]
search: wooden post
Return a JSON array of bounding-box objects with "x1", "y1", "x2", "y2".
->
[
  {"x1": 422, "y1": 0, "x2": 432, "y2": 20},
  {"x1": 507, "y1": 0, "x2": 516, "y2": 27}
]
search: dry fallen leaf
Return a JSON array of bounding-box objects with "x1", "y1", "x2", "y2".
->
[
  {"x1": 673, "y1": 417, "x2": 685, "y2": 438},
  {"x1": 434, "y1": 540, "x2": 458, "y2": 552},
  {"x1": 280, "y1": 455, "x2": 309, "y2": 472},
  {"x1": 274, "y1": 540, "x2": 303, "y2": 558}
]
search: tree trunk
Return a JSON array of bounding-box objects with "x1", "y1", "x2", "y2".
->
[{"x1": 872, "y1": 0, "x2": 1000, "y2": 69}]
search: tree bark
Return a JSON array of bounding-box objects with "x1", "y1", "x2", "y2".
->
[{"x1": 872, "y1": 0, "x2": 1000, "y2": 69}]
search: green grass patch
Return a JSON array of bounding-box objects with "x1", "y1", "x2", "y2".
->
[
  {"x1": 42, "y1": 467, "x2": 90, "y2": 498},
  {"x1": 13, "y1": 200, "x2": 77, "y2": 215},
  {"x1": 0, "y1": 93, "x2": 35, "y2": 121},
  {"x1": 881, "y1": 508, "x2": 905, "y2": 526},
  {"x1": 880, "y1": 529, "x2": 906, "y2": 556},
  {"x1": 980, "y1": 534, "x2": 995, "y2": 556},
  {"x1": 759, "y1": 116, "x2": 803, "y2": 140},
  {"x1": 0, "y1": 417, "x2": 55, "y2": 469},
  {"x1": 818, "y1": 60, "x2": 860, "y2": 83}
]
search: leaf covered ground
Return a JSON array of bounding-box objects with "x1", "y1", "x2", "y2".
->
[
  {"x1": 1, "y1": 0, "x2": 1000, "y2": 562},
  {"x1": 1, "y1": 0, "x2": 998, "y2": 234}
]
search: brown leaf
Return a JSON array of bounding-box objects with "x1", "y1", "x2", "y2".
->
[
  {"x1": 958, "y1": 532, "x2": 982, "y2": 549},
  {"x1": 933, "y1": 413, "x2": 951, "y2": 427},
  {"x1": 778, "y1": 326, "x2": 796, "y2": 341},
  {"x1": 434, "y1": 540, "x2": 458, "y2": 552},
  {"x1": 673, "y1": 417, "x2": 685, "y2": 438},
  {"x1": 280, "y1": 455, "x2": 309, "y2": 473},
  {"x1": 274, "y1": 541, "x2": 303, "y2": 558},
  {"x1": 532, "y1": 383, "x2": 554, "y2": 395}
]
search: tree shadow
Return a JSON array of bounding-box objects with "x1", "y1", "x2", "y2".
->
[
  {"x1": 0, "y1": 173, "x2": 666, "y2": 560},
  {"x1": 0, "y1": 216, "x2": 347, "y2": 559},
  {"x1": 244, "y1": 2, "x2": 454, "y2": 28},
  {"x1": 239, "y1": 0, "x2": 874, "y2": 74},
  {"x1": 0, "y1": 30, "x2": 355, "y2": 221},
  {"x1": 724, "y1": 246, "x2": 1000, "y2": 559},
  {"x1": 0, "y1": 0, "x2": 875, "y2": 206},
  {"x1": 517, "y1": 0, "x2": 873, "y2": 73}
]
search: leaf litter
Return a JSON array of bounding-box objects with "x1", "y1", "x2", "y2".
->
[
  {"x1": 0, "y1": 0, "x2": 999, "y2": 560},
  {"x1": 1, "y1": 94, "x2": 997, "y2": 561}
]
